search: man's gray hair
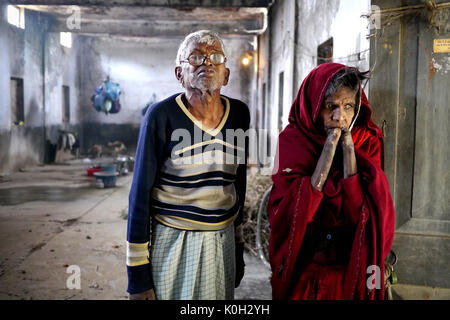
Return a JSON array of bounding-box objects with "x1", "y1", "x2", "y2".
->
[{"x1": 175, "y1": 30, "x2": 227, "y2": 66}]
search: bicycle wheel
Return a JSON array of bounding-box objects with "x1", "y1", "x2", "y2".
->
[{"x1": 256, "y1": 185, "x2": 272, "y2": 269}]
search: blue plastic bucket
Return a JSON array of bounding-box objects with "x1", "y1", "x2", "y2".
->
[
  {"x1": 94, "y1": 172, "x2": 118, "y2": 188},
  {"x1": 100, "y1": 164, "x2": 117, "y2": 173}
]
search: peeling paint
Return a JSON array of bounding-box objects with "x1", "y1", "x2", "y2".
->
[
  {"x1": 432, "y1": 55, "x2": 450, "y2": 75},
  {"x1": 427, "y1": 53, "x2": 437, "y2": 93}
]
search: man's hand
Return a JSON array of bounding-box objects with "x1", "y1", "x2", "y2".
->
[
  {"x1": 235, "y1": 242, "x2": 245, "y2": 288},
  {"x1": 129, "y1": 288, "x2": 156, "y2": 300}
]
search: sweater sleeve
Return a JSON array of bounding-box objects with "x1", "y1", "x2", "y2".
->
[{"x1": 126, "y1": 105, "x2": 165, "y2": 294}]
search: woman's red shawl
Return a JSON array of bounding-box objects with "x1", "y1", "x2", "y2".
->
[{"x1": 268, "y1": 63, "x2": 395, "y2": 300}]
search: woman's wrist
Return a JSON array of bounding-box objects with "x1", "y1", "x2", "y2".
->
[{"x1": 340, "y1": 132, "x2": 354, "y2": 149}]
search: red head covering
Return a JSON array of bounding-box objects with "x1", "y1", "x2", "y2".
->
[{"x1": 268, "y1": 63, "x2": 395, "y2": 300}]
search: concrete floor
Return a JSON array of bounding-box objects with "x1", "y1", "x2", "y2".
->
[
  {"x1": 1, "y1": 160, "x2": 448, "y2": 300},
  {"x1": 0, "y1": 160, "x2": 271, "y2": 300}
]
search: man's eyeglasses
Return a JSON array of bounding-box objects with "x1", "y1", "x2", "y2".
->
[{"x1": 181, "y1": 53, "x2": 227, "y2": 66}]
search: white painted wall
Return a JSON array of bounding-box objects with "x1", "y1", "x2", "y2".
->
[
  {"x1": 78, "y1": 36, "x2": 179, "y2": 125},
  {"x1": 44, "y1": 32, "x2": 80, "y2": 145},
  {"x1": 294, "y1": 0, "x2": 371, "y2": 88},
  {"x1": 0, "y1": 6, "x2": 11, "y2": 131},
  {"x1": 78, "y1": 34, "x2": 257, "y2": 125},
  {"x1": 268, "y1": 0, "x2": 296, "y2": 134},
  {"x1": 221, "y1": 35, "x2": 258, "y2": 110},
  {"x1": 262, "y1": 0, "x2": 372, "y2": 131},
  {"x1": 331, "y1": 0, "x2": 371, "y2": 72},
  {"x1": 0, "y1": 7, "x2": 81, "y2": 173},
  {"x1": 255, "y1": 0, "x2": 372, "y2": 170}
]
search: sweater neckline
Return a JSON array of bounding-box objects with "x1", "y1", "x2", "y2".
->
[{"x1": 175, "y1": 93, "x2": 230, "y2": 136}]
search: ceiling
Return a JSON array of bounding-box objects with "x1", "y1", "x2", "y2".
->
[
  {"x1": 9, "y1": 0, "x2": 273, "y2": 38},
  {"x1": 10, "y1": 0, "x2": 272, "y2": 5}
]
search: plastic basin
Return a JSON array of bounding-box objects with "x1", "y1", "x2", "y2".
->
[{"x1": 87, "y1": 167, "x2": 102, "y2": 176}]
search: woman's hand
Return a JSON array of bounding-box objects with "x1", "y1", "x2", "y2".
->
[
  {"x1": 340, "y1": 128, "x2": 354, "y2": 148},
  {"x1": 325, "y1": 127, "x2": 342, "y2": 144},
  {"x1": 311, "y1": 128, "x2": 341, "y2": 191},
  {"x1": 129, "y1": 288, "x2": 156, "y2": 300},
  {"x1": 340, "y1": 130, "x2": 357, "y2": 178}
]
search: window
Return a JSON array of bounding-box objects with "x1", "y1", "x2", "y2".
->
[
  {"x1": 60, "y1": 32, "x2": 72, "y2": 48},
  {"x1": 62, "y1": 85, "x2": 70, "y2": 123},
  {"x1": 278, "y1": 71, "x2": 284, "y2": 132},
  {"x1": 317, "y1": 37, "x2": 333, "y2": 65},
  {"x1": 7, "y1": 5, "x2": 25, "y2": 29},
  {"x1": 10, "y1": 77, "x2": 24, "y2": 125}
]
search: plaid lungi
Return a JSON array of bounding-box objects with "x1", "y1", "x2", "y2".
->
[{"x1": 150, "y1": 221, "x2": 235, "y2": 300}]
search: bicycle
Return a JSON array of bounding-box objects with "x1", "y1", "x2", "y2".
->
[{"x1": 255, "y1": 185, "x2": 272, "y2": 269}]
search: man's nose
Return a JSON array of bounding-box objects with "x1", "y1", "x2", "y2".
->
[
  {"x1": 203, "y1": 55, "x2": 213, "y2": 66},
  {"x1": 332, "y1": 106, "x2": 344, "y2": 122}
]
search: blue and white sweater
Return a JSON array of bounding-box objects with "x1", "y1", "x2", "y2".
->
[{"x1": 126, "y1": 93, "x2": 250, "y2": 294}]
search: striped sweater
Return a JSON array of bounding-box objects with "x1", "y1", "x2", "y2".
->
[{"x1": 126, "y1": 93, "x2": 250, "y2": 294}]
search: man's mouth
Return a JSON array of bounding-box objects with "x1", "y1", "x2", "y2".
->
[{"x1": 197, "y1": 69, "x2": 215, "y2": 76}]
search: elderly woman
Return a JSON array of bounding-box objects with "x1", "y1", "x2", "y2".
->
[
  {"x1": 126, "y1": 30, "x2": 249, "y2": 300},
  {"x1": 268, "y1": 63, "x2": 395, "y2": 300}
]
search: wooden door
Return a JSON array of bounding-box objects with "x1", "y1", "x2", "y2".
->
[{"x1": 370, "y1": 0, "x2": 450, "y2": 289}]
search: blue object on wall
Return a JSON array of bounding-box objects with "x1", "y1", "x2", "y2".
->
[
  {"x1": 105, "y1": 81, "x2": 121, "y2": 101},
  {"x1": 91, "y1": 79, "x2": 121, "y2": 115}
]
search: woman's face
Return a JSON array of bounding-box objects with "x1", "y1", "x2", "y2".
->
[{"x1": 318, "y1": 86, "x2": 357, "y2": 134}]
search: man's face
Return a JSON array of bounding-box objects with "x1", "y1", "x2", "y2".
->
[
  {"x1": 176, "y1": 41, "x2": 230, "y2": 92},
  {"x1": 318, "y1": 86, "x2": 357, "y2": 134}
]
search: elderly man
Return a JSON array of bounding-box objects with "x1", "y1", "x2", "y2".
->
[{"x1": 126, "y1": 30, "x2": 250, "y2": 300}]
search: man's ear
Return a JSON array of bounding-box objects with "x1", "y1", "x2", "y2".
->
[
  {"x1": 223, "y1": 68, "x2": 230, "y2": 86},
  {"x1": 175, "y1": 66, "x2": 183, "y2": 83}
]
